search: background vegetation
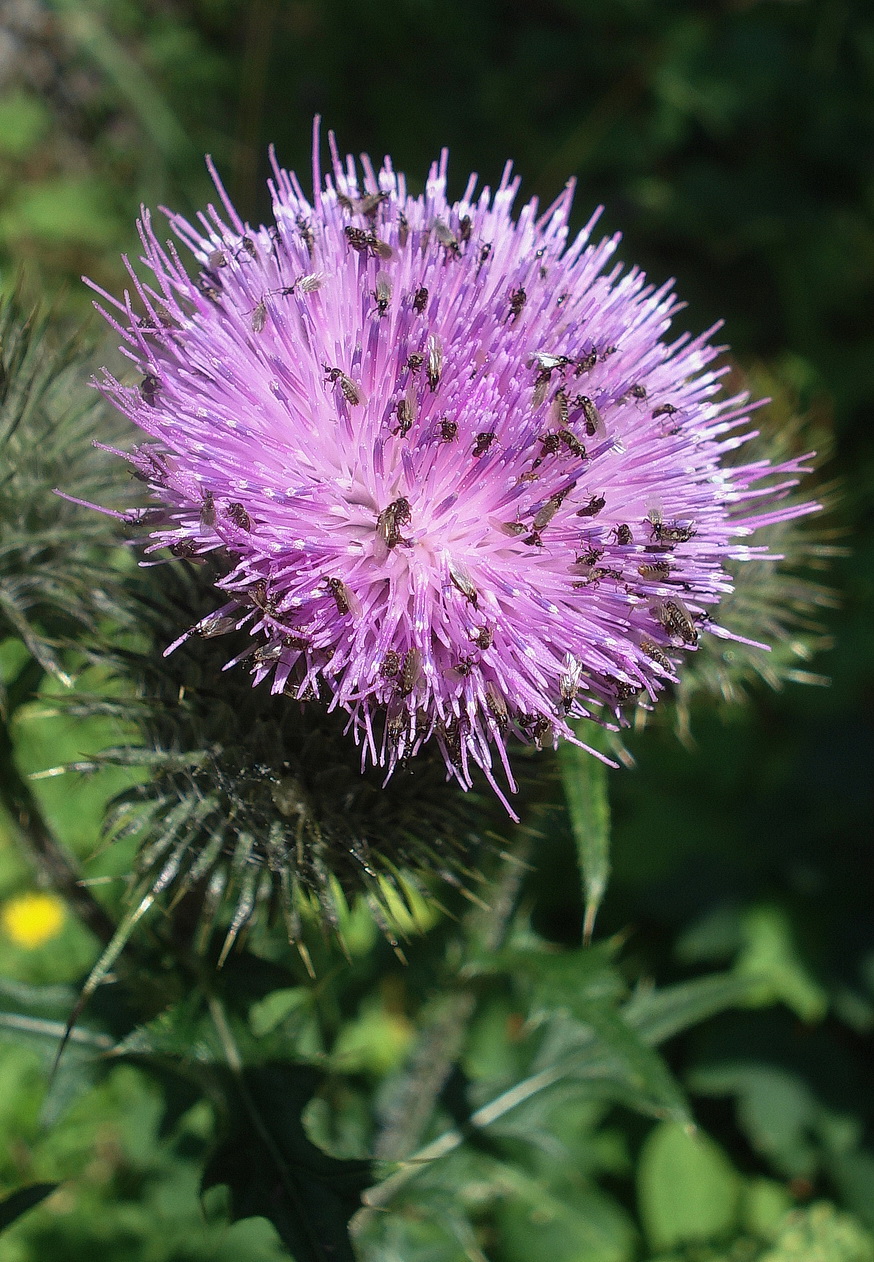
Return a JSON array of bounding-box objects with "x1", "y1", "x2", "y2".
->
[{"x1": 0, "y1": 1, "x2": 872, "y2": 1259}]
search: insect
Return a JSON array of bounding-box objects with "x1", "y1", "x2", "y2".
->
[
  {"x1": 325, "y1": 577, "x2": 360, "y2": 617},
  {"x1": 251, "y1": 299, "x2": 267, "y2": 333},
  {"x1": 508, "y1": 287, "x2": 527, "y2": 321},
  {"x1": 559, "y1": 655, "x2": 583, "y2": 713},
  {"x1": 531, "y1": 715, "x2": 552, "y2": 749},
  {"x1": 296, "y1": 216, "x2": 315, "y2": 256},
  {"x1": 449, "y1": 560, "x2": 478, "y2": 606},
  {"x1": 385, "y1": 694, "x2": 407, "y2": 745},
  {"x1": 499, "y1": 520, "x2": 527, "y2": 537},
  {"x1": 536, "y1": 432, "x2": 562, "y2": 461},
  {"x1": 533, "y1": 490, "x2": 569, "y2": 531},
  {"x1": 373, "y1": 271, "x2": 392, "y2": 316},
  {"x1": 638, "y1": 560, "x2": 671, "y2": 581},
  {"x1": 380, "y1": 650, "x2": 401, "y2": 679},
  {"x1": 574, "y1": 395, "x2": 604, "y2": 438},
  {"x1": 227, "y1": 502, "x2": 251, "y2": 531},
  {"x1": 337, "y1": 190, "x2": 388, "y2": 218},
  {"x1": 399, "y1": 646, "x2": 423, "y2": 697},
  {"x1": 195, "y1": 272, "x2": 222, "y2": 301},
  {"x1": 472, "y1": 431, "x2": 496, "y2": 457},
  {"x1": 647, "y1": 510, "x2": 696, "y2": 546},
  {"x1": 427, "y1": 334, "x2": 443, "y2": 391},
  {"x1": 207, "y1": 249, "x2": 228, "y2": 270},
  {"x1": 393, "y1": 388, "x2": 417, "y2": 437},
  {"x1": 628, "y1": 384, "x2": 647, "y2": 400},
  {"x1": 439, "y1": 418, "x2": 458, "y2": 443},
  {"x1": 246, "y1": 581, "x2": 278, "y2": 615},
  {"x1": 407, "y1": 352, "x2": 424, "y2": 372},
  {"x1": 323, "y1": 365, "x2": 364, "y2": 406},
  {"x1": 575, "y1": 544, "x2": 605, "y2": 568},
  {"x1": 459, "y1": 215, "x2": 472, "y2": 244},
  {"x1": 532, "y1": 372, "x2": 552, "y2": 408},
  {"x1": 123, "y1": 506, "x2": 167, "y2": 527},
  {"x1": 413, "y1": 286, "x2": 429, "y2": 314},
  {"x1": 478, "y1": 242, "x2": 492, "y2": 268},
  {"x1": 236, "y1": 235, "x2": 257, "y2": 260},
  {"x1": 170, "y1": 539, "x2": 198, "y2": 558},
  {"x1": 550, "y1": 387, "x2": 570, "y2": 427},
  {"x1": 294, "y1": 272, "x2": 325, "y2": 295},
  {"x1": 485, "y1": 682, "x2": 509, "y2": 731},
  {"x1": 140, "y1": 373, "x2": 161, "y2": 405},
  {"x1": 654, "y1": 597, "x2": 698, "y2": 645},
  {"x1": 533, "y1": 351, "x2": 572, "y2": 381},
  {"x1": 199, "y1": 490, "x2": 216, "y2": 529},
  {"x1": 344, "y1": 226, "x2": 394, "y2": 260},
  {"x1": 614, "y1": 523, "x2": 633, "y2": 545},
  {"x1": 433, "y1": 218, "x2": 460, "y2": 255},
  {"x1": 558, "y1": 430, "x2": 586, "y2": 458},
  {"x1": 611, "y1": 678, "x2": 640, "y2": 703},
  {"x1": 641, "y1": 639, "x2": 672, "y2": 670},
  {"x1": 472, "y1": 625, "x2": 493, "y2": 650},
  {"x1": 193, "y1": 612, "x2": 238, "y2": 640},
  {"x1": 522, "y1": 530, "x2": 543, "y2": 547},
  {"x1": 377, "y1": 496, "x2": 412, "y2": 549},
  {"x1": 397, "y1": 212, "x2": 410, "y2": 247},
  {"x1": 451, "y1": 655, "x2": 476, "y2": 677},
  {"x1": 574, "y1": 349, "x2": 598, "y2": 376},
  {"x1": 576, "y1": 494, "x2": 606, "y2": 518}
]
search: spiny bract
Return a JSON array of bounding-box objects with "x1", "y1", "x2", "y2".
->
[{"x1": 88, "y1": 122, "x2": 817, "y2": 815}]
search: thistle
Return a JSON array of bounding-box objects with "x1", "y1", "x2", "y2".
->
[
  {"x1": 86, "y1": 122, "x2": 818, "y2": 815},
  {"x1": 0, "y1": 290, "x2": 137, "y2": 695}
]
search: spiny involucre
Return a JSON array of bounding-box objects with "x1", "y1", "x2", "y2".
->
[{"x1": 88, "y1": 122, "x2": 817, "y2": 815}]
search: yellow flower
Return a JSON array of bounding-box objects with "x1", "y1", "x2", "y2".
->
[{"x1": 1, "y1": 891, "x2": 66, "y2": 948}]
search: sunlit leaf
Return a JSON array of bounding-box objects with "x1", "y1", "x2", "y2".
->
[
  {"x1": 637, "y1": 1121, "x2": 741, "y2": 1251},
  {"x1": 560, "y1": 732, "x2": 612, "y2": 943}
]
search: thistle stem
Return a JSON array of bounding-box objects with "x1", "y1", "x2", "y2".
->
[{"x1": 372, "y1": 826, "x2": 534, "y2": 1163}]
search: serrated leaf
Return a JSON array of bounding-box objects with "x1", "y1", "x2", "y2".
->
[
  {"x1": 0, "y1": 1183, "x2": 58, "y2": 1233},
  {"x1": 203, "y1": 1062, "x2": 372, "y2": 1262},
  {"x1": 638, "y1": 1121, "x2": 741, "y2": 1250},
  {"x1": 559, "y1": 733, "x2": 612, "y2": 942}
]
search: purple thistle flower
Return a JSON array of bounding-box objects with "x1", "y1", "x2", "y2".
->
[{"x1": 87, "y1": 121, "x2": 818, "y2": 817}]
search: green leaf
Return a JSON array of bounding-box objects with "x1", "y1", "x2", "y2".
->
[
  {"x1": 623, "y1": 973, "x2": 759, "y2": 1047},
  {"x1": 495, "y1": 1175, "x2": 636, "y2": 1262},
  {"x1": 0, "y1": 1183, "x2": 58, "y2": 1232},
  {"x1": 637, "y1": 1121, "x2": 741, "y2": 1251},
  {"x1": 735, "y1": 905, "x2": 828, "y2": 1022},
  {"x1": 559, "y1": 732, "x2": 612, "y2": 942},
  {"x1": 203, "y1": 1063, "x2": 372, "y2": 1262}
]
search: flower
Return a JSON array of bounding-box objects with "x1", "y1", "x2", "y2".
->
[
  {"x1": 88, "y1": 121, "x2": 817, "y2": 816},
  {"x1": 1, "y1": 891, "x2": 66, "y2": 949}
]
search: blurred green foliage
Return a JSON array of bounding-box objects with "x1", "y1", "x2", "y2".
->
[{"x1": 1, "y1": 0, "x2": 873, "y2": 1259}]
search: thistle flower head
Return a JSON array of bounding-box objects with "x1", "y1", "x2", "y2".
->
[{"x1": 88, "y1": 122, "x2": 817, "y2": 814}]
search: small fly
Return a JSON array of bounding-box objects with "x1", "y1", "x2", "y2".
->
[
  {"x1": 472, "y1": 431, "x2": 496, "y2": 457},
  {"x1": 427, "y1": 334, "x2": 443, "y2": 392},
  {"x1": 377, "y1": 496, "x2": 412, "y2": 549},
  {"x1": 325, "y1": 577, "x2": 361, "y2": 617},
  {"x1": 227, "y1": 502, "x2": 251, "y2": 531},
  {"x1": 140, "y1": 374, "x2": 161, "y2": 405},
  {"x1": 324, "y1": 365, "x2": 365, "y2": 406},
  {"x1": 508, "y1": 287, "x2": 527, "y2": 321}
]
